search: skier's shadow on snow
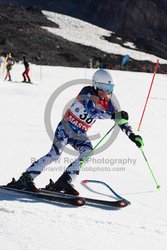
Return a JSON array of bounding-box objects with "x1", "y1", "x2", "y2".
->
[{"x1": 0, "y1": 191, "x2": 76, "y2": 209}]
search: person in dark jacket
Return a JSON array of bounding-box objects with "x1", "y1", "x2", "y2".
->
[{"x1": 22, "y1": 56, "x2": 31, "y2": 83}]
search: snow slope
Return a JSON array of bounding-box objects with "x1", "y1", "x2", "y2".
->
[
  {"x1": 0, "y1": 64, "x2": 167, "y2": 250},
  {"x1": 42, "y1": 10, "x2": 167, "y2": 64}
]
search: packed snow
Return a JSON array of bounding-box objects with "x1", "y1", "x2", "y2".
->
[
  {"x1": 0, "y1": 63, "x2": 167, "y2": 250},
  {"x1": 42, "y1": 10, "x2": 167, "y2": 64}
]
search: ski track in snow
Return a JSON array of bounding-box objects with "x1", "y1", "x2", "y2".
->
[{"x1": 0, "y1": 64, "x2": 167, "y2": 250}]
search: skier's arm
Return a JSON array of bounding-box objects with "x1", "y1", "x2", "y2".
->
[{"x1": 112, "y1": 111, "x2": 144, "y2": 148}]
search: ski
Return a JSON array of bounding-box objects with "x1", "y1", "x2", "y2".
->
[
  {"x1": 40, "y1": 189, "x2": 130, "y2": 209},
  {"x1": 0, "y1": 186, "x2": 85, "y2": 207},
  {"x1": 0, "y1": 185, "x2": 130, "y2": 209}
]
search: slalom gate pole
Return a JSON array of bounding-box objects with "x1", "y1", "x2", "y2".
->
[
  {"x1": 82, "y1": 179, "x2": 130, "y2": 203},
  {"x1": 140, "y1": 147, "x2": 160, "y2": 190},
  {"x1": 137, "y1": 59, "x2": 159, "y2": 131},
  {"x1": 79, "y1": 124, "x2": 116, "y2": 167}
]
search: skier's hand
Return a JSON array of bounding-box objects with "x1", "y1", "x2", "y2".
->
[
  {"x1": 112, "y1": 110, "x2": 129, "y2": 125},
  {"x1": 129, "y1": 133, "x2": 144, "y2": 148}
]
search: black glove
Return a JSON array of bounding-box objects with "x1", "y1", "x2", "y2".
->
[
  {"x1": 129, "y1": 133, "x2": 144, "y2": 148},
  {"x1": 111, "y1": 111, "x2": 129, "y2": 125}
]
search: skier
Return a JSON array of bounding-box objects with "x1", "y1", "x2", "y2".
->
[
  {"x1": 22, "y1": 56, "x2": 31, "y2": 83},
  {"x1": 4, "y1": 53, "x2": 15, "y2": 81},
  {"x1": 7, "y1": 69, "x2": 144, "y2": 195}
]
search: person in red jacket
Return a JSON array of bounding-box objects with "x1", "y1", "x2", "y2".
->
[{"x1": 22, "y1": 56, "x2": 31, "y2": 83}]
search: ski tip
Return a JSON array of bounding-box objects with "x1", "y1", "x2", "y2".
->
[
  {"x1": 74, "y1": 198, "x2": 85, "y2": 206},
  {"x1": 118, "y1": 200, "x2": 130, "y2": 207},
  {"x1": 81, "y1": 180, "x2": 89, "y2": 184}
]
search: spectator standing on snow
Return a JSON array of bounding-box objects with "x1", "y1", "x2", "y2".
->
[
  {"x1": 4, "y1": 53, "x2": 15, "y2": 81},
  {"x1": 22, "y1": 56, "x2": 31, "y2": 83}
]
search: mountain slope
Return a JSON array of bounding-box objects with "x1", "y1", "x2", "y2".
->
[
  {"x1": 1, "y1": 0, "x2": 167, "y2": 61},
  {"x1": 0, "y1": 2, "x2": 167, "y2": 73},
  {"x1": 0, "y1": 3, "x2": 118, "y2": 67}
]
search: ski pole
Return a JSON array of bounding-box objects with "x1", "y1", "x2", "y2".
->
[
  {"x1": 79, "y1": 123, "x2": 116, "y2": 167},
  {"x1": 140, "y1": 148, "x2": 160, "y2": 190},
  {"x1": 82, "y1": 179, "x2": 130, "y2": 203}
]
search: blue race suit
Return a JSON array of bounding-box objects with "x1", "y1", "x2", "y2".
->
[{"x1": 26, "y1": 86, "x2": 133, "y2": 180}]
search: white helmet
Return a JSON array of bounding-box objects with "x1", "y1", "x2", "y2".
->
[{"x1": 92, "y1": 69, "x2": 115, "y2": 93}]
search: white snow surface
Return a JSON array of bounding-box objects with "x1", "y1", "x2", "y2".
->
[
  {"x1": 0, "y1": 64, "x2": 167, "y2": 250},
  {"x1": 42, "y1": 10, "x2": 167, "y2": 64}
]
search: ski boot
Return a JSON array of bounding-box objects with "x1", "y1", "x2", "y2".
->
[
  {"x1": 45, "y1": 172, "x2": 79, "y2": 196},
  {"x1": 7, "y1": 172, "x2": 39, "y2": 192},
  {"x1": 22, "y1": 77, "x2": 26, "y2": 83}
]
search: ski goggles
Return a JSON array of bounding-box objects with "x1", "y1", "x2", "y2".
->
[{"x1": 96, "y1": 82, "x2": 115, "y2": 94}]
